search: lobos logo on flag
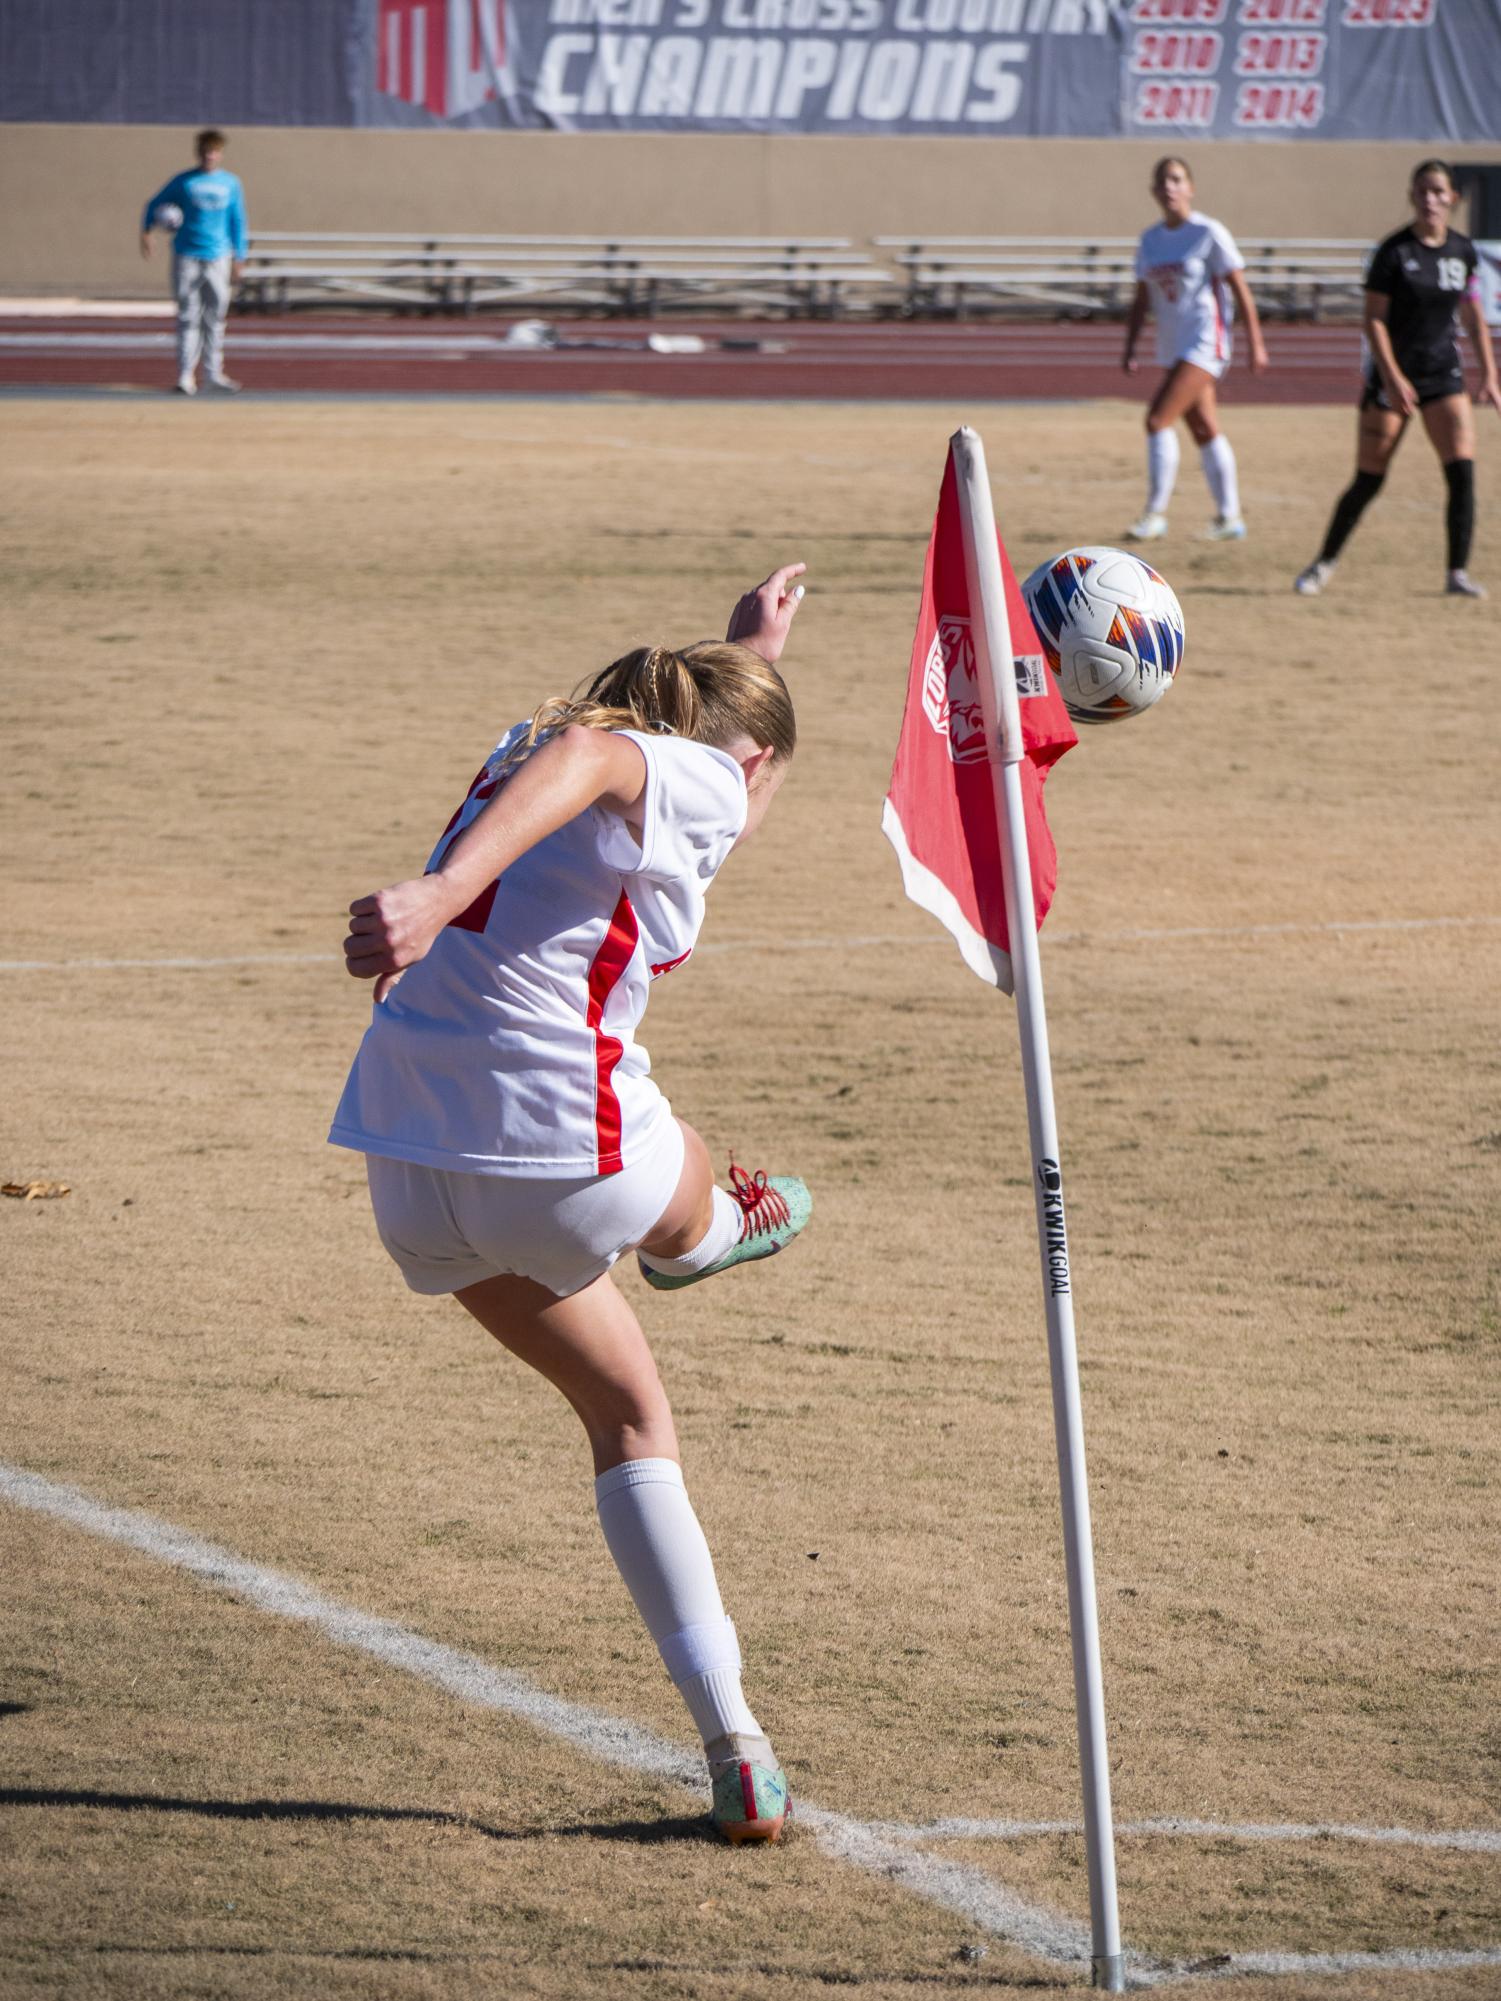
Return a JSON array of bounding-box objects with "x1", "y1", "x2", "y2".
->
[
  {"x1": 378, "y1": 0, "x2": 506, "y2": 119},
  {"x1": 882, "y1": 453, "x2": 1076, "y2": 991}
]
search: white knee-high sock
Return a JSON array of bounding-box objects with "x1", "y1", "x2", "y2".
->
[
  {"x1": 1200, "y1": 435, "x2": 1240, "y2": 520},
  {"x1": 594, "y1": 1457, "x2": 762, "y2": 1747},
  {"x1": 1147, "y1": 428, "x2": 1180, "y2": 514},
  {"x1": 637, "y1": 1184, "x2": 740, "y2": 1278}
]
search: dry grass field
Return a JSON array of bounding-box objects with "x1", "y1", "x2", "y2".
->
[{"x1": 2, "y1": 393, "x2": 1499, "y2": 2001}]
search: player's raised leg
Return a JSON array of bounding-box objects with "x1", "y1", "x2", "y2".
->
[
  {"x1": 454, "y1": 1268, "x2": 790, "y2": 1843},
  {"x1": 636, "y1": 1120, "x2": 810, "y2": 1293}
]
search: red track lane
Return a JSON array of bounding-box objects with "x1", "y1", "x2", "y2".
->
[{"x1": 0, "y1": 314, "x2": 1369, "y2": 403}]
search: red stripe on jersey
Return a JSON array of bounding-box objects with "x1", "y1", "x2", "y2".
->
[
  {"x1": 1213, "y1": 281, "x2": 1227, "y2": 361},
  {"x1": 448, "y1": 879, "x2": 499, "y2": 934},
  {"x1": 436, "y1": 762, "x2": 500, "y2": 850},
  {"x1": 586, "y1": 890, "x2": 639, "y2": 1177},
  {"x1": 650, "y1": 947, "x2": 693, "y2": 979}
]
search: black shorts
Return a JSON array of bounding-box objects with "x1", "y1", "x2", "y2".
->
[{"x1": 1361, "y1": 361, "x2": 1465, "y2": 413}]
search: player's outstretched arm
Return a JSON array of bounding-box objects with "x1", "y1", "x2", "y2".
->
[
  {"x1": 725, "y1": 563, "x2": 806, "y2": 664},
  {"x1": 343, "y1": 725, "x2": 647, "y2": 999}
]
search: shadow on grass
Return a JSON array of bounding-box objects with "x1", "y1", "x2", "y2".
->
[{"x1": 0, "y1": 1786, "x2": 709, "y2": 1846}]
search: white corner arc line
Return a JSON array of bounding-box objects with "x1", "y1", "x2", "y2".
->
[
  {"x1": 1, "y1": 914, "x2": 1498, "y2": 977},
  {"x1": 0, "y1": 1462, "x2": 1092, "y2": 1977},
  {"x1": 5, "y1": 1460, "x2": 1499, "y2": 1993}
]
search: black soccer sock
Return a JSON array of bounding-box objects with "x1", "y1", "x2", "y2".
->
[
  {"x1": 1318, "y1": 469, "x2": 1385, "y2": 565},
  {"x1": 1444, "y1": 457, "x2": 1475, "y2": 572}
]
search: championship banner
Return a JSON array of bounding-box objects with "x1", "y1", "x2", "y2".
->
[
  {"x1": 357, "y1": 0, "x2": 1501, "y2": 139},
  {"x1": 882, "y1": 453, "x2": 1076, "y2": 991},
  {"x1": 5, "y1": 0, "x2": 1501, "y2": 140}
]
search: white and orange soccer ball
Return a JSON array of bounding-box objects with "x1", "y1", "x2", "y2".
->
[{"x1": 1022, "y1": 547, "x2": 1185, "y2": 725}]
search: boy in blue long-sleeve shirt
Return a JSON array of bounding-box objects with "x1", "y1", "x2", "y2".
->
[{"x1": 140, "y1": 129, "x2": 248, "y2": 396}]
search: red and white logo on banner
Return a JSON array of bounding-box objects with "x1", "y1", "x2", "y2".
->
[
  {"x1": 378, "y1": 0, "x2": 507, "y2": 119},
  {"x1": 883, "y1": 453, "x2": 1076, "y2": 991}
]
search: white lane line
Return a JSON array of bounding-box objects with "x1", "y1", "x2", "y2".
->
[
  {"x1": 6, "y1": 1460, "x2": 1498, "y2": 1992},
  {"x1": 0, "y1": 1462, "x2": 1093, "y2": 1977},
  {"x1": 2, "y1": 913, "x2": 1497, "y2": 976},
  {"x1": 870, "y1": 1816, "x2": 1501, "y2": 1854}
]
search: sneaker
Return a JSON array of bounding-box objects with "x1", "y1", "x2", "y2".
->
[
  {"x1": 1206, "y1": 515, "x2": 1247, "y2": 541},
  {"x1": 1295, "y1": 560, "x2": 1334, "y2": 596},
  {"x1": 1126, "y1": 512, "x2": 1168, "y2": 541},
  {"x1": 1447, "y1": 569, "x2": 1487, "y2": 598},
  {"x1": 174, "y1": 378, "x2": 196, "y2": 396},
  {"x1": 639, "y1": 1164, "x2": 811, "y2": 1292},
  {"x1": 207, "y1": 374, "x2": 242, "y2": 394},
  {"x1": 707, "y1": 1733, "x2": 790, "y2": 1846}
]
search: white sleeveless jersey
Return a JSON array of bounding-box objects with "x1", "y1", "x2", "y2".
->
[
  {"x1": 329, "y1": 727, "x2": 746, "y2": 1178},
  {"x1": 1135, "y1": 212, "x2": 1243, "y2": 371}
]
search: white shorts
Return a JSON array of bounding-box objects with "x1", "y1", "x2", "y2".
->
[
  {"x1": 366, "y1": 1118, "x2": 686, "y2": 1299},
  {"x1": 1167, "y1": 340, "x2": 1230, "y2": 383}
]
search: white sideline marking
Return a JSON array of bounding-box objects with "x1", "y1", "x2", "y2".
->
[
  {"x1": 5, "y1": 1459, "x2": 1499, "y2": 1993},
  {"x1": 872, "y1": 1816, "x2": 1501, "y2": 1855},
  {"x1": 0, "y1": 1463, "x2": 1092, "y2": 1977},
  {"x1": 1, "y1": 912, "x2": 1498, "y2": 977},
  {"x1": 1138, "y1": 1948, "x2": 1501, "y2": 1987}
]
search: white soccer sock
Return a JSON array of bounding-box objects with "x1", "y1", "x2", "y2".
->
[
  {"x1": 594, "y1": 1457, "x2": 761, "y2": 1746},
  {"x1": 637, "y1": 1184, "x2": 740, "y2": 1277},
  {"x1": 1200, "y1": 435, "x2": 1240, "y2": 520},
  {"x1": 1146, "y1": 428, "x2": 1180, "y2": 514}
]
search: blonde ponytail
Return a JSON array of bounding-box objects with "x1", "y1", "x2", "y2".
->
[{"x1": 498, "y1": 639, "x2": 795, "y2": 775}]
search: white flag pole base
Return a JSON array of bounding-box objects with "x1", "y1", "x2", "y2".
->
[{"x1": 950, "y1": 426, "x2": 1125, "y2": 1984}]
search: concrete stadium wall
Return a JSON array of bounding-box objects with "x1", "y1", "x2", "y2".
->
[{"x1": 1, "y1": 123, "x2": 1494, "y2": 298}]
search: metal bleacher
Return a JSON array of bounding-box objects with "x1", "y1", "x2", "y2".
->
[
  {"x1": 235, "y1": 230, "x2": 1375, "y2": 323},
  {"x1": 236, "y1": 233, "x2": 889, "y2": 319},
  {"x1": 875, "y1": 236, "x2": 1373, "y2": 321}
]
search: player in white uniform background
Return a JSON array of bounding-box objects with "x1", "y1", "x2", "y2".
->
[
  {"x1": 1122, "y1": 156, "x2": 1268, "y2": 543},
  {"x1": 332, "y1": 566, "x2": 809, "y2": 1845}
]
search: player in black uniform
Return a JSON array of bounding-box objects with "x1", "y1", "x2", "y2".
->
[{"x1": 1296, "y1": 160, "x2": 1500, "y2": 599}]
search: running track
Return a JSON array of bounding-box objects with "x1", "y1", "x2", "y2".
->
[{"x1": 0, "y1": 312, "x2": 1368, "y2": 401}]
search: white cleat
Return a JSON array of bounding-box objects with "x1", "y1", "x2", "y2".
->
[
  {"x1": 1126, "y1": 512, "x2": 1168, "y2": 541},
  {"x1": 1206, "y1": 515, "x2": 1248, "y2": 541},
  {"x1": 1295, "y1": 560, "x2": 1334, "y2": 597},
  {"x1": 174, "y1": 377, "x2": 196, "y2": 397},
  {"x1": 207, "y1": 374, "x2": 242, "y2": 394},
  {"x1": 1446, "y1": 569, "x2": 1487, "y2": 598}
]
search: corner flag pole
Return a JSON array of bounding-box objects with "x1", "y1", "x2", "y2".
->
[{"x1": 950, "y1": 425, "x2": 1125, "y2": 1994}]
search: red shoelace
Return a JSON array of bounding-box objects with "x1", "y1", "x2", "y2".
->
[{"x1": 728, "y1": 1161, "x2": 791, "y2": 1243}]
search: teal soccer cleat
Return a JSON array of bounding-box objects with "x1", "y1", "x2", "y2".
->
[
  {"x1": 707, "y1": 1733, "x2": 790, "y2": 1845},
  {"x1": 640, "y1": 1163, "x2": 811, "y2": 1292}
]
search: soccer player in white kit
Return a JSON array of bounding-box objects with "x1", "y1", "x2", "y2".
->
[
  {"x1": 1122, "y1": 157, "x2": 1268, "y2": 543},
  {"x1": 331, "y1": 566, "x2": 809, "y2": 1844}
]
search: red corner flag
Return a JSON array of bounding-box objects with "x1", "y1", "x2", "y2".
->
[{"x1": 881, "y1": 451, "x2": 1077, "y2": 991}]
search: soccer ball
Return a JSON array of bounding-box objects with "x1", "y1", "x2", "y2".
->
[
  {"x1": 151, "y1": 202, "x2": 184, "y2": 232},
  {"x1": 1022, "y1": 546, "x2": 1185, "y2": 725}
]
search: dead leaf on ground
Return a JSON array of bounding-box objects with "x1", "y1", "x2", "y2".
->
[{"x1": 3, "y1": 1180, "x2": 71, "y2": 1201}]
